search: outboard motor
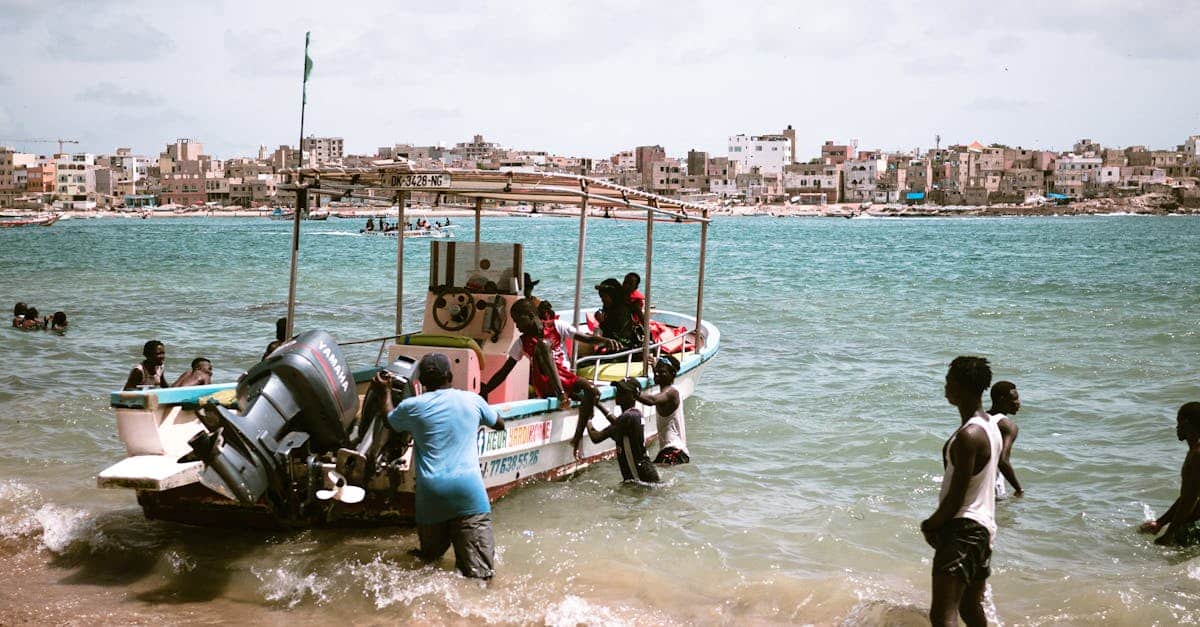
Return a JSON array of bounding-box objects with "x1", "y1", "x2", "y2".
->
[
  {"x1": 186, "y1": 330, "x2": 358, "y2": 505},
  {"x1": 351, "y1": 357, "x2": 417, "y2": 476}
]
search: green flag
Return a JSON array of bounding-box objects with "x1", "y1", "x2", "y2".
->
[{"x1": 302, "y1": 32, "x2": 313, "y2": 103}]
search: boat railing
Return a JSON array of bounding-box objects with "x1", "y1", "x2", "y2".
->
[{"x1": 573, "y1": 331, "x2": 686, "y2": 384}]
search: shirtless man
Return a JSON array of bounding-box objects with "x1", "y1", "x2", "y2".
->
[
  {"x1": 988, "y1": 381, "x2": 1024, "y2": 497},
  {"x1": 921, "y1": 356, "x2": 1001, "y2": 627},
  {"x1": 1139, "y1": 402, "x2": 1200, "y2": 546},
  {"x1": 123, "y1": 340, "x2": 168, "y2": 390},
  {"x1": 172, "y1": 357, "x2": 213, "y2": 387}
]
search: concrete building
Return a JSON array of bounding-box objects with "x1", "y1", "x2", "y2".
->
[
  {"x1": 783, "y1": 161, "x2": 843, "y2": 203},
  {"x1": 301, "y1": 136, "x2": 344, "y2": 165},
  {"x1": 1054, "y1": 154, "x2": 1102, "y2": 198},
  {"x1": 634, "y1": 145, "x2": 666, "y2": 174},
  {"x1": 782, "y1": 125, "x2": 796, "y2": 164},
  {"x1": 0, "y1": 148, "x2": 36, "y2": 206},
  {"x1": 843, "y1": 152, "x2": 886, "y2": 202},
  {"x1": 706, "y1": 157, "x2": 739, "y2": 196},
  {"x1": 1073, "y1": 138, "x2": 1101, "y2": 155},
  {"x1": 646, "y1": 158, "x2": 682, "y2": 196},
  {"x1": 160, "y1": 171, "x2": 206, "y2": 206},
  {"x1": 728, "y1": 133, "x2": 791, "y2": 175},
  {"x1": 820, "y1": 140, "x2": 855, "y2": 165},
  {"x1": 610, "y1": 150, "x2": 635, "y2": 171}
]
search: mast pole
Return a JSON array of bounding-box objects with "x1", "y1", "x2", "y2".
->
[
  {"x1": 474, "y1": 196, "x2": 483, "y2": 272},
  {"x1": 284, "y1": 32, "x2": 311, "y2": 340},
  {"x1": 694, "y1": 207, "x2": 710, "y2": 350},
  {"x1": 571, "y1": 180, "x2": 589, "y2": 368},
  {"x1": 642, "y1": 199, "x2": 655, "y2": 371},
  {"x1": 395, "y1": 190, "x2": 407, "y2": 336}
]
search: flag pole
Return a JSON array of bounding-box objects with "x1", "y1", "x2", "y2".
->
[{"x1": 284, "y1": 31, "x2": 312, "y2": 339}]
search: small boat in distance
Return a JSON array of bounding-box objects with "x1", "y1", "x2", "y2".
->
[{"x1": 0, "y1": 214, "x2": 59, "y2": 228}]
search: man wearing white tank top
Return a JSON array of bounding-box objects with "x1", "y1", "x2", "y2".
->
[{"x1": 921, "y1": 356, "x2": 1002, "y2": 627}]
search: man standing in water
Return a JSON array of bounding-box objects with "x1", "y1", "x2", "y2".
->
[
  {"x1": 372, "y1": 353, "x2": 505, "y2": 579},
  {"x1": 988, "y1": 381, "x2": 1024, "y2": 498},
  {"x1": 1139, "y1": 402, "x2": 1200, "y2": 546},
  {"x1": 921, "y1": 356, "x2": 1001, "y2": 627},
  {"x1": 123, "y1": 340, "x2": 168, "y2": 390}
]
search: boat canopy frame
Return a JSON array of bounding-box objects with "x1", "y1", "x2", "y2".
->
[{"x1": 281, "y1": 164, "x2": 714, "y2": 374}]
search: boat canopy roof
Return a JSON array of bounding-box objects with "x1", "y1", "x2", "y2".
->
[{"x1": 288, "y1": 163, "x2": 712, "y2": 223}]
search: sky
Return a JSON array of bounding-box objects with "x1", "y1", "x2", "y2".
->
[{"x1": 1, "y1": 0, "x2": 1197, "y2": 161}]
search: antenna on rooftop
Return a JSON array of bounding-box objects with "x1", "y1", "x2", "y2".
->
[{"x1": 935, "y1": 134, "x2": 941, "y2": 151}]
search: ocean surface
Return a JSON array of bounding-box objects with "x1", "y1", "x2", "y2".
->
[{"x1": 1, "y1": 214, "x2": 1198, "y2": 625}]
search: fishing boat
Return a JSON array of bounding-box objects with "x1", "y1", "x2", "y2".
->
[
  {"x1": 361, "y1": 224, "x2": 457, "y2": 239},
  {"x1": 268, "y1": 207, "x2": 295, "y2": 220},
  {"x1": 97, "y1": 166, "x2": 718, "y2": 529},
  {"x1": 0, "y1": 214, "x2": 59, "y2": 228}
]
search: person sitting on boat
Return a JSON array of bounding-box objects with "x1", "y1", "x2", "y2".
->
[
  {"x1": 594, "y1": 279, "x2": 644, "y2": 353},
  {"x1": 364, "y1": 217, "x2": 375, "y2": 232},
  {"x1": 623, "y1": 272, "x2": 646, "y2": 324},
  {"x1": 370, "y1": 353, "x2": 506, "y2": 580},
  {"x1": 123, "y1": 340, "x2": 168, "y2": 390},
  {"x1": 586, "y1": 378, "x2": 661, "y2": 484},
  {"x1": 537, "y1": 299, "x2": 556, "y2": 322},
  {"x1": 172, "y1": 357, "x2": 213, "y2": 387},
  {"x1": 636, "y1": 354, "x2": 689, "y2": 465},
  {"x1": 480, "y1": 298, "x2": 618, "y2": 458},
  {"x1": 12, "y1": 302, "x2": 27, "y2": 328},
  {"x1": 49, "y1": 311, "x2": 68, "y2": 334}
]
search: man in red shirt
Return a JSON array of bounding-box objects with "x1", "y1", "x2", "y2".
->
[{"x1": 481, "y1": 299, "x2": 618, "y2": 458}]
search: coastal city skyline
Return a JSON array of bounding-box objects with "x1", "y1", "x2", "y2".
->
[{"x1": 2, "y1": 1, "x2": 1197, "y2": 159}]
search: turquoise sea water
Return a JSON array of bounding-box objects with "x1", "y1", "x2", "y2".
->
[{"x1": 1, "y1": 215, "x2": 1198, "y2": 624}]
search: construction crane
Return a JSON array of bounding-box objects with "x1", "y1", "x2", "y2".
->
[{"x1": 0, "y1": 138, "x2": 80, "y2": 154}]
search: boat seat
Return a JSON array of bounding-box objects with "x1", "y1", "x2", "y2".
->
[
  {"x1": 577, "y1": 351, "x2": 697, "y2": 382},
  {"x1": 395, "y1": 333, "x2": 485, "y2": 368}
]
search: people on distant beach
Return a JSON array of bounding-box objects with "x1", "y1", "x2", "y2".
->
[
  {"x1": 988, "y1": 381, "x2": 1024, "y2": 498},
  {"x1": 921, "y1": 356, "x2": 1000, "y2": 627},
  {"x1": 636, "y1": 354, "x2": 689, "y2": 465},
  {"x1": 262, "y1": 316, "x2": 289, "y2": 360},
  {"x1": 1139, "y1": 402, "x2": 1200, "y2": 546},
  {"x1": 480, "y1": 298, "x2": 618, "y2": 458},
  {"x1": 370, "y1": 353, "x2": 505, "y2": 580},
  {"x1": 172, "y1": 357, "x2": 213, "y2": 387},
  {"x1": 124, "y1": 340, "x2": 168, "y2": 390},
  {"x1": 586, "y1": 378, "x2": 661, "y2": 484}
]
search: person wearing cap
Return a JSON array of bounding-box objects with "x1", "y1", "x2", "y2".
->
[
  {"x1": 370, "y1": 352, "x2": 506, "y2": 580},
  {"x1": 594, "y1": 278, "x2": 643, "y2": 352},
  {"x1": 635, "y1": 354, "x2": 689, "y2": 465},
  {"x1": 586, "y1": 378, "x2": 661, "y2": 483},
  {"x1": 481, "y1": 298, "x2": 617, "y2": 459}
]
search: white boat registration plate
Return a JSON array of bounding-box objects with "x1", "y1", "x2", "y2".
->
[{"x1": 389, "y1": 173, "x2": 451, "y2": 189}]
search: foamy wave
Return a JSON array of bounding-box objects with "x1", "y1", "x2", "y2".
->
[
  {"x1": 543, "y1": 595, "x2": 630, "y2": 627},
  {"x1": 34, "y1": 504, "x2": 100, "y2": 554},
  {"x1": 350, "y1": 555, "x2": 450, "y2": 610},
  {"x1": 253, "y1": 562, "x2": 332, "y2": 608},
  {"x1": 1188, "y1": 563, "x2": 1200, "y2": 581},
  {"x1": 0, "y1": 480, "x2": 43, "y2": 540}
]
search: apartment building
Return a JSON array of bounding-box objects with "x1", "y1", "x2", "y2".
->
[
  {"x1": 728, "y1": 134, "x2": 791, "y2": 175},
  {"x1": 301, "y1": 136, "x2": 344, "y2": 165}
]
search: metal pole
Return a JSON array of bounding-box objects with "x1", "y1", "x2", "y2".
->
[
  {"x1": 642, "y1": 201, "x2": 654, "y2": 372},
  {"x1": 474, "y1": 196, "x2": 483, "y2": 272},
  {"x1": 284, "y1": 33, "x2": 310, "y2": 340},
  {"x1": 395, "y1": 191, "x2": 407, "y2": 336},
  {"x1": 571, "y1": 182, "x2": 589, "y2": 368},
  {"x1": 284, "y1": 185, "x2": 304, "y2": 339},
  {"x1": 694, "y1": 208, "x2": 710, "y2": 351}
]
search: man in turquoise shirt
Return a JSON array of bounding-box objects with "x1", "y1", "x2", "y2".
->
[{"x1": 371, "y1": 353, "x2": 505, "y2": 579}]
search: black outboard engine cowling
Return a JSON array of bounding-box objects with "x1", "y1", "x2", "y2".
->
[{"x1": 186, "y1": 330, "x2": 359, "y2": 506}]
